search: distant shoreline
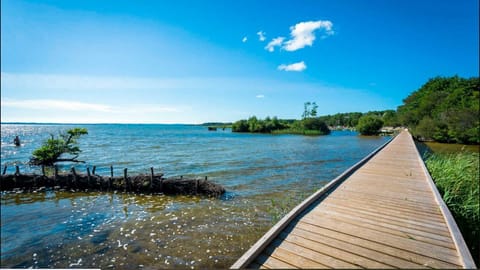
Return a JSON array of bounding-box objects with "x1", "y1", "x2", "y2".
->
[{"x1": 1, "y1": 122, "x2": 205, "y2": 126}]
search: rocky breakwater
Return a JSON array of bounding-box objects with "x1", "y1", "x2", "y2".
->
[{"x1": 0, "y1": 166, "x2": 225, "y2": 197}]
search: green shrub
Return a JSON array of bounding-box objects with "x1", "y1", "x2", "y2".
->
[
  {"x1": 356, "y1": 115, "x2": 384, "y2": 135},
  {"x1": 31, "y1": 128, "x2": 88, "y2": 165}
]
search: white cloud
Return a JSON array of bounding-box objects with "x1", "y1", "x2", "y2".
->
[
  {"x1": 2, "y1": 99, "x2": 113, "y2": 112},
  {"x1": 277, "y1": 61, "x2": 307, "y2": 72},
  {"x1": 242, "y1": 36, "x2": 248, "y2": 43},
  {"x1": 283, "y1": 20, "x2": 334, "y2": 51},
  {"x1": 256, "y1": 94, "x2": 265, "y2": 98},
  {"x1": 265, "y1": 37, "x2": 285, "y2": 52},
  {"x1": 257, "y1": 31, "x2": 266, "y2": 41}
]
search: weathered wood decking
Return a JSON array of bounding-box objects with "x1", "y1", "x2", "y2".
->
[{"x1": 232, "y1": 130, "x2": 476, "y2": 269}]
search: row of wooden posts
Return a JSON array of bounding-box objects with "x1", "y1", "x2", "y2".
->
[
  {"x1": 1, "y1": 165, "x2": 203, "y2": 179},
  {"x1": 1, "y1": 164, "x2": 225, "y2": 196}
]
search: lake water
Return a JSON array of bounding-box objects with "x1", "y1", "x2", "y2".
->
[{"x1": 1, "y1": 124, "x2": 390, "y2": 268}]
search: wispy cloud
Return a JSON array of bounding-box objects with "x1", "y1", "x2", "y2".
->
[
  {"x1": 256, "y1": 94, "x2": 265, "y2": 98},
  {"x1": 1, "y1": 98, "x2": 188, "y2": 114},
  {"x1": 283, "y1": 20, "x2": 334, "y2": 51},
  {"x1": 257, "y1": 31, "x2": 266, "y2": 41},
  {"x1": 278, "y1": 61, "x2": 307, "y2": 72},
  {"x1": 265, "y1": 37, "x2": 285, "y2": 52},
  {"x1": 242, "y1": 36, "x2": 248, "y2": 43},
  {"x1": 0, "y1": 72, "x2": 265, "y2": 91},
  {"x1": 2, "y1": 99, "x2": 113, "y2": 112}
]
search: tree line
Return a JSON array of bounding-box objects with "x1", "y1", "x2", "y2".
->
[
  {"x1": 232, "y1": 115, "x2": 330, "y2": 135},
  {"x1": 233, "y1": 75, "x2": 479, "y2": 142}
]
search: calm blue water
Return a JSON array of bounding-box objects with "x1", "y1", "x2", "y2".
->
[{"x1": 1, "y1": 124, "x2": 390, "y2": 268}]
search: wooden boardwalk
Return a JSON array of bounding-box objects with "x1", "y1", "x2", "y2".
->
[{"x1": 232, "y1": 130, "x2": 476, "y2": 269}]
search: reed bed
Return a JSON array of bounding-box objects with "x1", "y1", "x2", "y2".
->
[{"x1": 425, "y1": 151, "x2": 480, "y2": 265}]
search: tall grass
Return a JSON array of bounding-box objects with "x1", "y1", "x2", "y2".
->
[{"x1": 425, "y1": 152, "x2": 480, "y2": 265}]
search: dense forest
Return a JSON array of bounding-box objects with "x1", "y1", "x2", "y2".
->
[{"x1": 397, "y1": 76, "x2": 479, "y2": 144}]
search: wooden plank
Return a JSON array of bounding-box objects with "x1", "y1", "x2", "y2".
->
[
  {"x1": 298, "y1": 214, "x2": 459, "y2": 264},
  {"x1": 306, "y1": 210, "x2": 455, "y2": 250},
  {"x1": 255, "y1": 254, "x2": 296, "y2": 269},
  {"x1": 296, "y1": 221, "x2": 460, "y2": 269},
  {"x1": 280, "y1": 231, "x2": 393, "y2": 268},
  {"x1": 327, "y1": 193, "x2": 445, "y2": 221},
  {"x1": 287, "y1": 227, "x2": 427, "y2": 269},
  {"x1": 322, "y1": 196, "x2": 448, "y2": 225},
  {"x1": 310, "y1": 206, "x2": 455, "y2": 245},
  {"x1": 336, "y1": 188, "x2": 440, "y2": 211},
  {"x1": 265, "y1": 239, "x2": 332, "y2": 268},
  {"x1": 325, "y1": 193, "x2": 444, "y2": 222},
  {"x1": 329, "y1": 189, "x2": 443, "y2": 215},
  {"x1": 319, "y1": 202, "x2": 451, "y2": 234},
  {"x1": 314, "y1": 201, "x2": 452, "y2": 237}
]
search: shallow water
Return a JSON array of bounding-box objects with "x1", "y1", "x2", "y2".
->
[{"x1": 1, "y1": 124, "x2": 389, "y2": 268}]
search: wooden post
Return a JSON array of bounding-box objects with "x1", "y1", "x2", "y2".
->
[
  {"x1": 92, "y1": 166, "x2": 96, "y2": 175},
  {"x1": 159, "y1": 174, "x2": 163, "y2": 193},
  {"x1": 15, "y1": 166, "x2": 20, "y2": 176},
  {"x1": 123, "y1": 168, "x2": 128, "y2": 192},
  {"x1": 41, "y1": 165, "x2": 45, "y2": 176},
  {"x1": 87, "y1": 167, "x2": 91, "y2": 186},
  {"x1": 2, "y1": 165, "x2": 7, "y2": 175},
  {"x1": 54, "y1": 165, "x2": 58, "y2": 185},
  {"x1": 71, "y1": 167, "x2": 77, "y2": 188},
  {"x1": 150, "y1": 167, "x2": 154, "y2": 191},
  {"x1": 205, "y1": 176, "x2": 208, "y2": 181},
  {"x1": 108, "y1": 165, "x2": 113, "y2": 190}
]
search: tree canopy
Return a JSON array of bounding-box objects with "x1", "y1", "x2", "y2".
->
[
  {"x1": 397, "y1": 76, "x2": 479, "y2": 144},
  {"x1": 31, "y1": 128, "x2": 89, "y2": 165},
  {"x1": 356, "y1": 115, "x2": 384, "y2": 135}
]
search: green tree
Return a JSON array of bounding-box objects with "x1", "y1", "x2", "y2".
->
[
  {"x1": 356, "y1": 115, "x2": 384, "y2": 135},
  {"x1": 302, "y1": 118, "x2": 330, "y2": 135},
  {"x1": 414, "y1": 117, "x2": 437, "y2": 141},
  {"x1": 31, "y1": 128, "x2": 88, "y2": 165},
  {"x1": 232, "y1": 119, "x2": 249, "y2": 132},
  {"x1": 302, "y1": 102, "x2": 312, "y2": 119},
  {"x1": 397, "y1": 76, "x2": 479, "y2": 143},
  {"x1": 310, "y1": 102, "x2": 318, "y2": 117}
]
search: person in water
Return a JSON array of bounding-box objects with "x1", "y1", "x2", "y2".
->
[{"x1": 14, "y1": 136, "x2": 21, "y2": 146}]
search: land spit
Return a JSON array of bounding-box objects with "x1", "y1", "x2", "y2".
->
[{"x1": 0, "y1": 166, "x2": 225, "y2": 197}]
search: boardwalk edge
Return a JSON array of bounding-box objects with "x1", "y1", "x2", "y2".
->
[{"x1": 411, "y1": 132, "x2": 477, "y2": 269}]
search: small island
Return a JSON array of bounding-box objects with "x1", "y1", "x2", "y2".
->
[{"x1": 232, "y1": 102, "x2": 331, "y2": 135}]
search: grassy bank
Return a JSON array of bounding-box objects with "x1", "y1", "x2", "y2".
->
[{"x1": 425, "y1": 151, "x2": 479, "y2": 265}]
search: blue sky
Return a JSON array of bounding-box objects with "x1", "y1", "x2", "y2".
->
[{"x1": 1, "y1": 0, "x2": 478, "y2": 123}]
